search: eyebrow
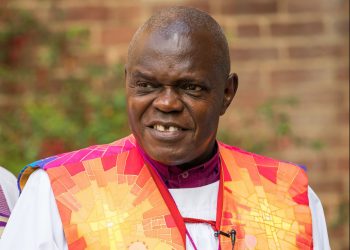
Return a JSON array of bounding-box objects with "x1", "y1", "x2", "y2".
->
[
  {"x1": 131, "y1": 70, "x2": 157, "y2": 81},
  {"x1": 130, "y1": 69, "x2": 209, "y2": 86}
]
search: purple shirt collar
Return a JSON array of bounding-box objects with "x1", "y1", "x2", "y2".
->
[{"x1": 136, "y1": 143, "x2": 220, "y2": 188}]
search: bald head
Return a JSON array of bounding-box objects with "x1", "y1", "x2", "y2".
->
[
  {"x1": 125, "y1": 7, "x2": 238, "y2": 166},
  {"x1": 127, "y1": 6, "x2": 230, "y2": 78}
]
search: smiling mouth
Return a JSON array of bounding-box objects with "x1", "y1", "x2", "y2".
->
[
  {"x1": 152, "y1": 124, "x2": 183, "y2": 132},
  {"x1": 146, "y1": 123, "x2": 189, "y2": 142}
]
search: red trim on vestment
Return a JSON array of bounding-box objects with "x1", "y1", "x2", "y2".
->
[
  {"x1": 141, "y1": 156, "x2": 187, "y2": 246},
  {"x1": 183, "y1": 217, "x2": 216, "y2": 230},
  {"x1": 216, "y1": 150, "x2": 225, "y2": 246}
]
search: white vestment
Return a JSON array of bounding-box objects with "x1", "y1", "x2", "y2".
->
[
  {"x1": 0, "y1": 167, "x2": 19, "y2": 238},
  {"x1": 0, "y1": 167, "x2": 18, "y2": 212},
  {"x1": 0, "y1": 169, "x2": 330, "y2": 250}
]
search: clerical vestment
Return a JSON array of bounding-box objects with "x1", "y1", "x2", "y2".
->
[
  {"x1": 0, "y1": 167, "x2": 18, "y2": 238},
  {"x1": 19, "y1": 135, "x2": 313, "y2": 249}
]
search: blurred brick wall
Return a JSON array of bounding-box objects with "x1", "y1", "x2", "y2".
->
[{"x1": 5, "y1": 0, "x2": 350, "y2": 248}]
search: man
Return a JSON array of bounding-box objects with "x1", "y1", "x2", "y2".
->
[{"x1": 1, "y1": 6, "x2": 330, "y2": 250}]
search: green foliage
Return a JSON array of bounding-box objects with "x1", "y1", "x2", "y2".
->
[
  {"x1": 331, "y1": 197, "x2": 350, "y2": 229},
  {"x1": 217, "y1": 97, "x2": 324, "y2": 155},
  {"x1": 258, "y1": 98, "x2": 297, "y2": 136},
  {"x1": 0, "y1": 8, "x2": 129, "y2": 175}
]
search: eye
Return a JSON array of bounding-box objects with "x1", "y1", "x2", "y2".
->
[
  {"x1": 182, "y1": 83, "x2": 203, "y2": 92},
  {"x1": 137, "y1": 81, "x2": 154, "y2": 88}
]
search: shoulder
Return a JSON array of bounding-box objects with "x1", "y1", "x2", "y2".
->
[
  {"x1": 218, "y1": 141, "x2": 310, "y2": 205},
  {"x1": 218, "y1": 141, "x2": 307, "y2": 172},
  {"x1": 28, "y1": 135, "x2": 136, "y2": 170},
  {"x1": 18, "y1": 135, "x2": 136, "y2": 191}
]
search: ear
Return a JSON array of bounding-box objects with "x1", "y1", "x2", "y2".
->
[
  {"x1": 124, "y1": 66, "x2": 130, "y2": 86},
  {"x1": 220, "y1": 73, "x2": 238, "y2": 115}
]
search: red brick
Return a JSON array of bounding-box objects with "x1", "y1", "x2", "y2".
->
[
  {"x1": 186, "y1": 1, "x2": 211, "y2": 12},
  {"x1": 151, "y1": 1, "x2": 210, "y2": 13},
  {"x1": 335, "y1": 67, "x2": 349, "y2": 81},
  {"x1": 286, "y1": 1, "x2": 323, "y2": 13},
  {"x1": 62, "y1": 6, "x2": 142, "y2": 23},
  {"x1": 80, "y1": 53, "x2": 105, "y2": 65},
  {"x1": 316, "y1": 180, "x2": 344, "y2": 193},
  {"x1": 236, "y1": 91, "x2": 266, "y2": 108},
  {"x1": 236, "y1": 23, "x2": 260, "y2": 37},
  {"x1": 291, "y1": 89, "x2": 341, "y2": 104},
  {"x1": 270, "y1": 68, "x2": 327, "y2": 85},
  {"x1": 288, "y1": 44, "x2": 343, "y2": 59},
  {"x1": 235, "y1": 70, "x2": 261, "y2": 87},
  {"x1": 329, "y1": 225, "x2": 345, "y2": 239},
  {"x1": 326, "y1": 132, "x2": 349, "y2": 147},
  {"x1": 270, "y1": 21, "x2": 324, "y2": 36},
  {"x1": 108, "y1": 6, "x2": 142, "y2": 23},
  {"x1": 337, "y1": 110, "x2": 349, "y2": 125},
  {"x1": 150, "y1": 3, "x2": 172, "y2": 13},
  {"x1": 337, "y1": 157, "x2": 349, "y2": 171},
  {"x1": 230, "y1": 47, "x2": 278, "y2": 61},
  {"x1": 233, "y1": 70, "x2": 265, "y2": 106},
  {"x1": 286, "y1": 0, "x2": 341, "y2": 13},
  {"x1": 302, "y1": 158, "x2": 329, "y2": 173},
  {"x1": 64, "y1": 6, "x2": 109, "y2": 21},
  {"x1": 101, "y1": 26, "x2": 137, "y2": 45},
  {"x1": 222, "y1": 0, "x2": 277, "y2": 15},
  {"x1": 334, "y1": 19, "x2": 349, "y2": 36}
]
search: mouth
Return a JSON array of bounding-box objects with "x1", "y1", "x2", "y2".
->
[
  {"x1": 145, "y1": 122, "x2": 190, "y2": 141},
  {"x1": 152, "y1": 124, "x2": 183, "y2": 132}
]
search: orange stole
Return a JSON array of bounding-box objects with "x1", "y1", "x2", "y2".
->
[
  {"x1": 218, "y1": 144, "x2": 313, "y2": 249},
  {"x1": 39, "y1": 136, "x2": 312, "y2": 250},
  {"x1": 46, "y1": 145, "x2": 185, "y2": 249}
]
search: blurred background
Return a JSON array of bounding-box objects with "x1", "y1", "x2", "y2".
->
[{"x1": 0, "y1": 0, "x2": 348, "y2": 248}]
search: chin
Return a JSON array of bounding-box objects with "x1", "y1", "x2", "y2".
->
[{"x1": 148, "y1": 147, "x2": 190, "y2": 166}]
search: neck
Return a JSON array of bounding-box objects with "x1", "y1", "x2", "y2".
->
[
  {"x1": 136, "y1": 142, "x2": 220, "y2": 188},
  {"x1": 176, "y1": 143, "x2": 218, "y2": 171}
]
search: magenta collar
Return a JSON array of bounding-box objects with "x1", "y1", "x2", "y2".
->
[{"x1": 136, "y1": 143, "x2": 220, "y2": 188}]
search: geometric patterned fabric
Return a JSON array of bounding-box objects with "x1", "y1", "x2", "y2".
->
[
  {"x1": 19, "y1": 135, "x2": 313, "y2": 249},
  {"x1": 218, "y1": 144, "x2": 313, "y2": 249}
]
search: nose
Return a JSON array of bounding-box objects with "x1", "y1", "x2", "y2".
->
[{"x1": 153, "y1": 87, "x2": 184, "y2": 113}]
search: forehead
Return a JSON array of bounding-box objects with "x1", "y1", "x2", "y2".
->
[
  {"x1": 128, "y1": 29, "x2": 218, "y2": 76},
  {"x1": 139, "y1": 31, "x2": 193, "y2": 60}
]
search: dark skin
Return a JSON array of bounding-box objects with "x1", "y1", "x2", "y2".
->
[{"x1": 125, "y1": 27, "x2": 238, "y2": 168}]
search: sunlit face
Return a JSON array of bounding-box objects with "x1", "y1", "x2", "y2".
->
[{"x1": 125, "y1": 29, "x2": 237, "y2": 166}]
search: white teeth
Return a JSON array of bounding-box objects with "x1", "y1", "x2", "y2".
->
[
  {"x1": 168, "y1": 126, "x2": 179, "y2": 132},
  {"x1": 155, "y1": 124, "x2": 165, "y2": 131},
  {"x1": 153, "y1": 125, "x2": 180, "y2": 132}
]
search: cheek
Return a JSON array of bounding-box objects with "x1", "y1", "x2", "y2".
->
[
  {"x1": 127, "y1": 96, "x2": 144, "y2": 116},
  {"x1": 126, "y1": 98, "x2": 142, "y2": 130},
  {"x1": 191, "y1": 101, "x2": 221, "y2": 132},
  {"x1": 127, "y1": 97, "x2": 153, "y2": 127}
]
